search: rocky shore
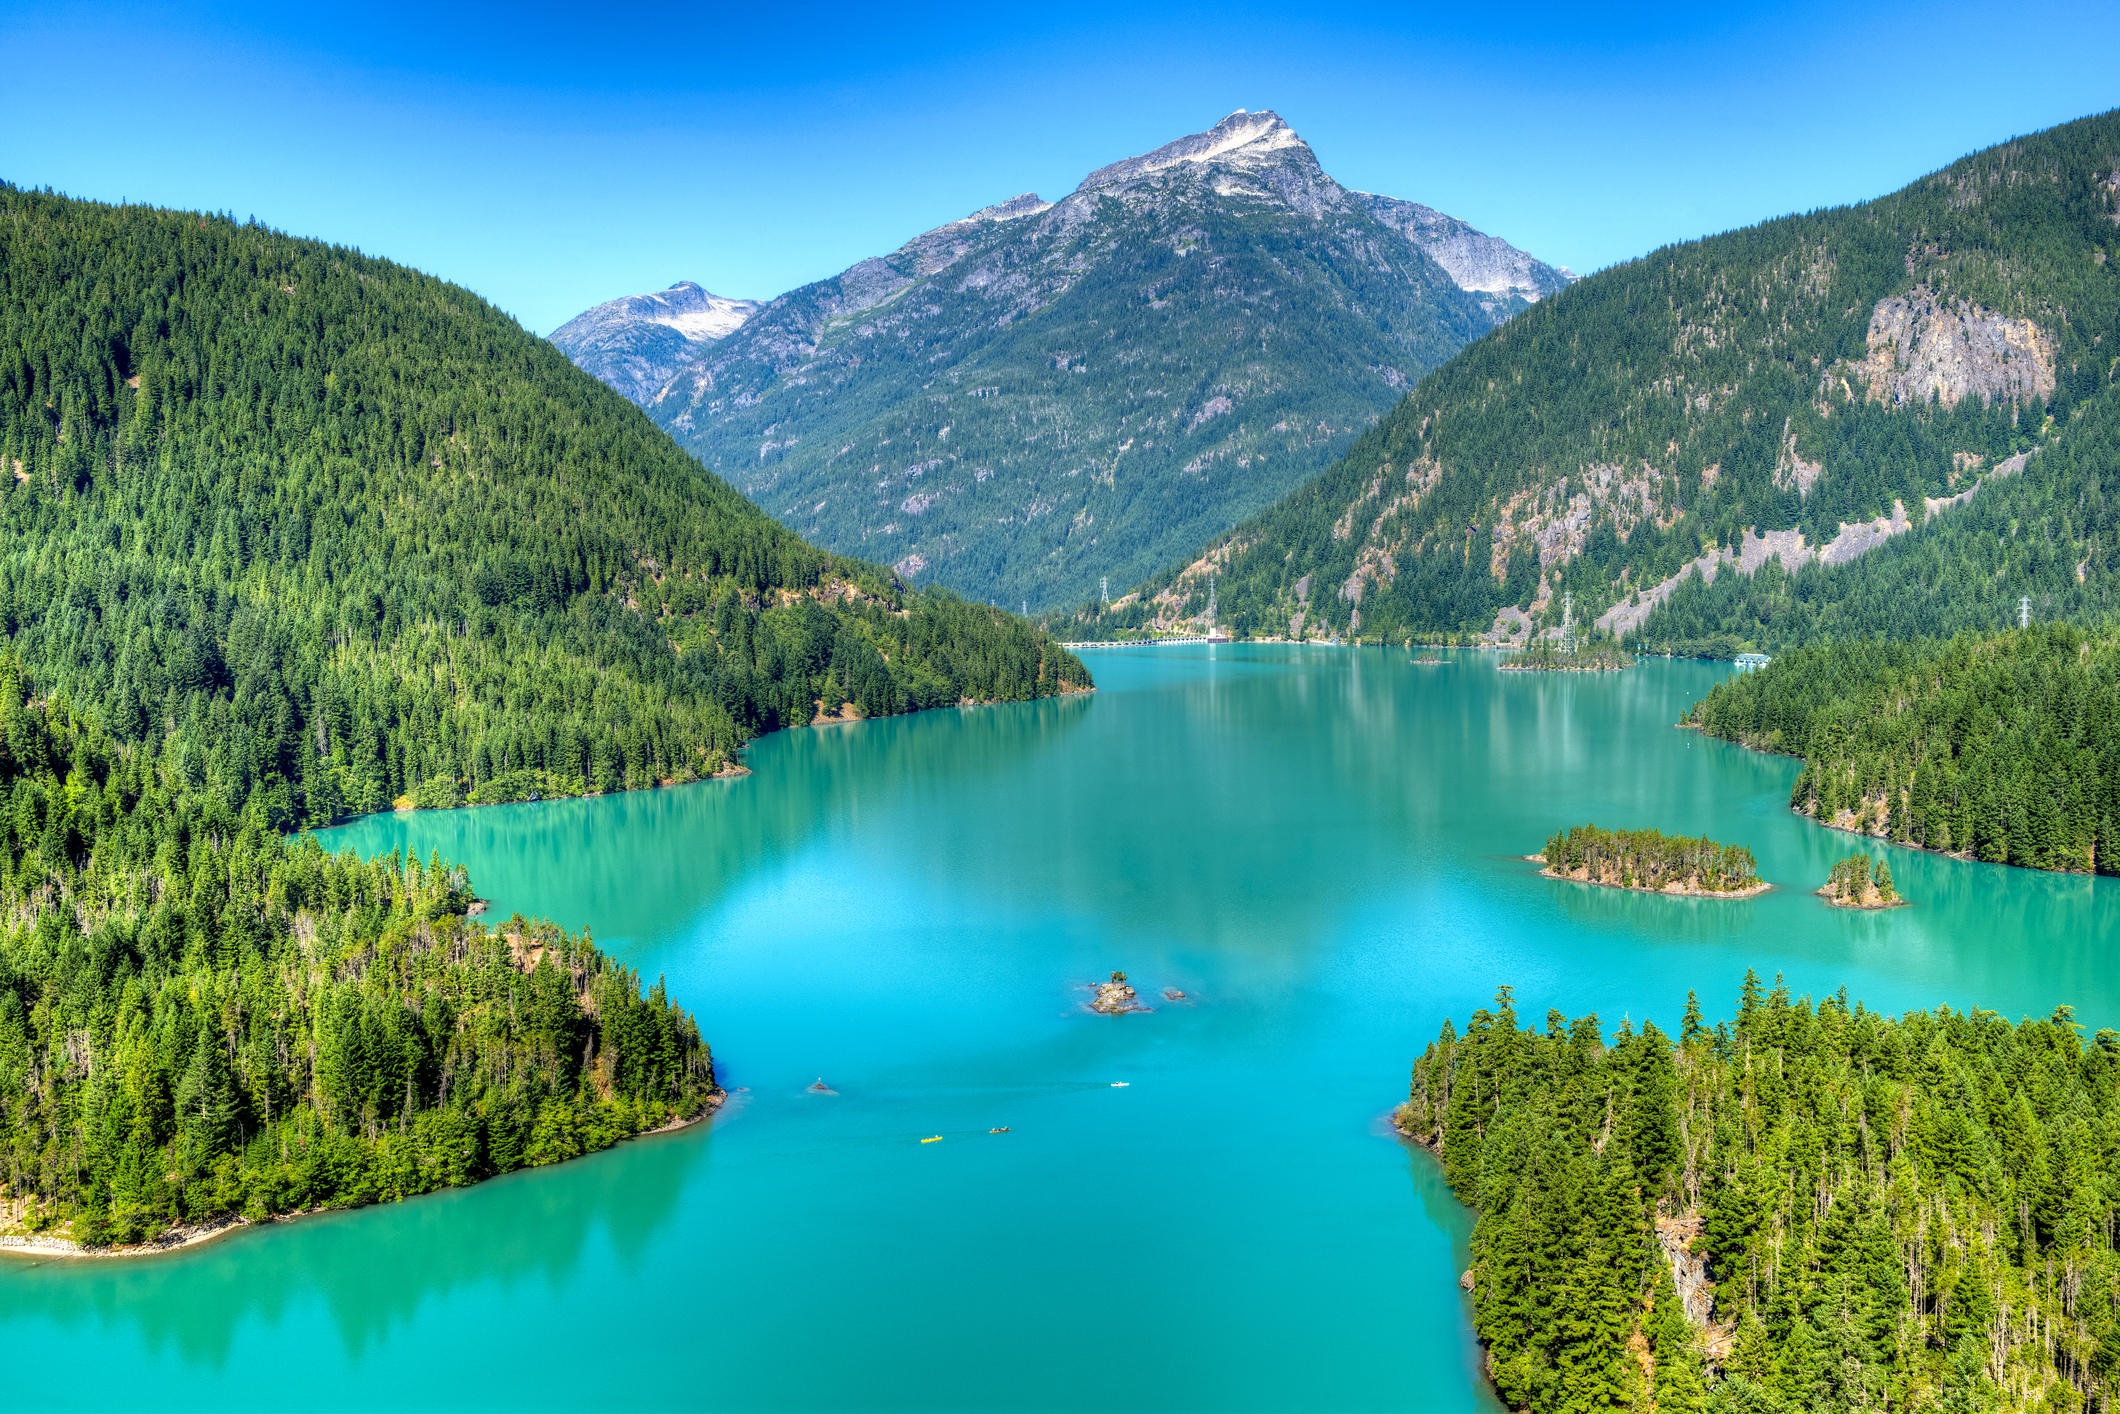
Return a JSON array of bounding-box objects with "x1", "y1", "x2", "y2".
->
[
  {"x1": 1819, "y1": 886, "x2": 1911, "y2": 910},
  {"x1": 1530, "y1": 857, "x2": 1771, "y2": 899}
]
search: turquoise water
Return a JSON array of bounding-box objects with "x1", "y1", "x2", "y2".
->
[{"x1": 5, "y1": 647, "x2": 2113, "y2": 1412}]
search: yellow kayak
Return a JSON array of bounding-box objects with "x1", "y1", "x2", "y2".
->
[{"x1": 919, "y1": 1135, "x2": 942, "y2": 1143}]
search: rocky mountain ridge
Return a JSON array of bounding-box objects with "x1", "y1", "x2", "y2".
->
[
  {"x1": 548, "y1": 281, "x2": 761, "y2": 404},
  {"x1": 1357, "y1": 192, "x2": 1576, "y2": 317},
  {"x1": 1068, "y1": 110, "x2": 2120, "y2": 650},
  {"x1": 576, "y1": 110, "x2": 1569, "y2": 610}
]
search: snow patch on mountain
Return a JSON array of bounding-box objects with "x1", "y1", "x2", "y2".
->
[
  {"x1": 554, "y1": 281, "x2": 761, "y2": 346},
  {"x1": 549, "y1": 281, "x2": 763, "y2": 403},
  {"x1": 1078, "y1": 110, "x2": 1306, "y2": 191}
]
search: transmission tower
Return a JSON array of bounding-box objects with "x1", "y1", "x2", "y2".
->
[
  {"x1": 2019, "y1": 595, "x2": 2031, "y2": 630},
  {"x1": 1206, "y1": 577, "x2": 1217, "y2": 635},
  {"x1": 1101, "y1": 576, "x2": 1109, "y2": 605},
  {"x1": 1561, "y1": 590, "x2": 1576, "y2": 655}
]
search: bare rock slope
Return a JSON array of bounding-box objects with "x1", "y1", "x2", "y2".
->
[
  {"x1": 1358, "y1": 193, "x2": 1576, "y2": 317},
  {"x1": 549, "y1": 282, "x2": 762, "y2": 404}
]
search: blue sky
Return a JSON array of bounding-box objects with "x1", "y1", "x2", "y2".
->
[{"x1": 4, "y1": 0, "x2": 2116, "y2": 335}]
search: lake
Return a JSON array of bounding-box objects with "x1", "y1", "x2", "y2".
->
[{"x1": 4, "y1": 646, "x2": 2111, "y2": 1411}]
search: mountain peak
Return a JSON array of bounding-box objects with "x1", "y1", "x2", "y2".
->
[
  {"x1": 964, "y1": 192, "x2": 1051, "y2": 223},
  {"x1": 553, "y1": 281, "x2": 761, "y2": 343},
  {"x1": 547, "y1": 281, "x2": 764, "y2": 403},
  {"x1": 1076, "y1": 109, "x2": 1307, "y2": 192}
]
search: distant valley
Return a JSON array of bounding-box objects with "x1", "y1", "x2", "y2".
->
[{"x1": 551, "y1": 111, "x2": 1571, "y2": 610}]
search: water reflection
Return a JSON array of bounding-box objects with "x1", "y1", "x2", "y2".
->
[
  {"x1": 320, "y1": 692, "x2": 1097, "y2": 946},
  {"x1": 0, "y1": 1113, "x2": 708, "y2": 1368},
  {"x1": 7, "y1": 648, "x2": 2114, "y2": 1411},
  {"x1": 1401, "y1": 1137, "x2": 1509, "y2": 1414}
]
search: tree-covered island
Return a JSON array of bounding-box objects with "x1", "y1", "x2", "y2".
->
[
  {"x1": 1499, "y1": 636, "x2": 1633, "y2": 672},
  {"x1": 1537, "y1": 824, "x2": 1766, "y2": 897},
  {"x1": 1820, "y1": 853, "x2": 1906, "y2": 910},
  {"x1": 1396, "y1": 979, "x2": 2120, "y2": 1413}
]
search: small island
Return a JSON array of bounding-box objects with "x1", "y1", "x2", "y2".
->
[
  {"x1": 1819, "y1": 853, "x2": 1908, "y2": 909},
  {"x1": 1498, "y1": 640, "x2": 1631, "y2": 672},
  {"x1": 1535, "y1": 823, "x2": 1767, "y2": 897},
  {"x1": 1090, "y1": 971, "x2": 1150, "y2": 1015}
]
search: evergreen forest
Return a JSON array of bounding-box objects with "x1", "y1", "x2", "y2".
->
[
  {"x1": 1687, "y1": 626, "x2": 2120, "y2": 874},
  {"x1": 1399, "y1": 979, "x2": 2120, "y2": 1414},
  {"x1": 0, "y1": 181, "x2": 1094, "y2": 1244},
  {"x1": 0, "y1": 657, "x2": 717, "y2": 1245},
  {"x1": 0, "y1": 182, "x2": 1090, "y2": 830},
  {"x1": 1063, "y1": 109, "x2": 2120, "y2": 650},
  {"x1": 1539, "y1": 824, "x2": 1762, "y2": 895},
  {"x1": 1628, "y1": 391, "x2": 2120, "y2": 657}
]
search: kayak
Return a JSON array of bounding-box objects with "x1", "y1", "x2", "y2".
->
[
  {"x1": 919, "y1": 1135, "x2": 942, "y2": 1143},
  {"x1": 1110, "y1": 1082, "x2": 1130, "y2": 1088}
]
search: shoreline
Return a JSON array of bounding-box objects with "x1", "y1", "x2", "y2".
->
[
  {"x1": 1697, "y1": 729, "x2": 2099, "y2": 878},
  {"x1": 1817, "y1": 887, "x2": 1912, "y2": 911},
  {"x1": 342, "y1": 679, "x2": 1101, "y2": 822},
  {"x1": 1529, "y1": 858, "x2": 1771, "y2": 900},
  {"x1": 0, "y1": 1091, "x2": 725, "y2": 1262}
]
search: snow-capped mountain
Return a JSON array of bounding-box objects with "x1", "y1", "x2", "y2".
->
[
  {"x1": 553, "y1": 111, "x2": 1573, "y2": 610},
  {"x1": 549, "y1": 282, "x2": 761, "y2": 404}
]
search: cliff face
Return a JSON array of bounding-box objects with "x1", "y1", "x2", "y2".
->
[
  {"x1": 1654, "y1": 1212, "x2": 1715, "y2": 1327},
  {"x1": 1849, "y1": 284, "x2": 2055, "y2": 409}
]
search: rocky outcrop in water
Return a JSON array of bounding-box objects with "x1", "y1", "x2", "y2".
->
[{"x1": 1090, "y1": 971, "x2": 1149, "y2": 1014}]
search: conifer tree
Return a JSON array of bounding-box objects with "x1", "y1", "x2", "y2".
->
[{"x1": 1397, "y1": 980, "x2": 2120, "y2": 1412}]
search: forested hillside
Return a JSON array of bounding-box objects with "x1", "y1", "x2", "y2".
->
[
  {"x1": 0, "y1": 181, "x2": 1092, "y2": 1247},
  {"x1": 1686, "y1": 626, "x2": 2120, "y2": 874},
  {"x1": 1067, "y1": 110, "x2": 2120, "y2": 648},
  {"x1": 1399, "y1": 980, "x2": 2120, "y2": 1414},
  {"x1": 0, "y1": 182, "x2": 1088, "y2": 829},
  {"x1": 0, "y1": 658, "x2": 718, "y2": 1246},
  {"x1": 1624, "y1": 387, "x2": 2120, "y2": 654}
]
